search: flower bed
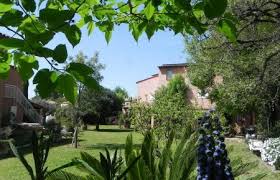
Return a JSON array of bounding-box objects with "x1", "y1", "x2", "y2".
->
[
  {"x1": 247, "y1": 136, "x2": 280, "y2": 169},
  {"x1": 261, "y1": 138, "x2": 280, "y2": 167}
]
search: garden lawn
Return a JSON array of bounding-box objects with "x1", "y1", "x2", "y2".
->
[
  {"x1": 226, "y1": 138, "x2": 280, "y2": 180},
  {"x1": 0, "y1": 125, "x2": 142, "y2": 180},
  {"x1": 1, "y1": 126, "x2": 280, "y2": 180}
]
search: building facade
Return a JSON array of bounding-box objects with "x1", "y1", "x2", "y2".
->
[
  {"x1": 0, "y1": 67, "x2": 41, "y2": 127},
  {"x1": 136, "y1": 63, "x2": 213, "y2": 110}
]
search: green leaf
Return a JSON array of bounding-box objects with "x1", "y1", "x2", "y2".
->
[
  {"x1": 0, "y1": 62, "x2": 10, "y2": 79},
  {"x1": 96, "y1": 21, "x2": 113, "y2": 43},
  {"x1": 174, "y1": 0, "x2": 192, "y2": 11},
  {"x1": 21, "y1": 0, "x2": 36, "y2": 12},
  {"x1": 66, "y1": 62, "x2": 100, "y2": 90},
  {"x1": 57, "y1": 73, "x2": 77, "y2": 104},
  {"x1": 64, "y1": 25, "x2": 81, "y2": 47},
  {"x1": 53, "y1": 44, "x2": 67, "y2": 63},
  {"x1": 83, "y1": 76, "x2": 99, "y2": 90},
  {"x1": 0, "y1": 38, "x2": 24, "y2": 50},
  {"x1": 23, "y1": 30, "x2": 55, "y2": 46},
  {"x1": 77, "y1": 15, "x2": 92, "y2": 28},
  {"x1": 66, "y1": 62, "x2": 93, "y2": 75},
  {"x1": 118, "y1": 2, "x2": 129, "y2": 13},
  {"x1": 132, "y1": 22, "x2": 146, "y2": 42},
  {"x1": 33, "y1": 69, "x2": 58, "y2": 98},
  {"x1": 87, "y1": 21, "x2": 94, "y2": 36},
  {"x1": 203, "y1": 0, "x2": 227, "y2": 19},
  {"x1": 0, "y1": 0, "x2": 13, "y2": 13},
  {"x1": 7, "y1": 139, "x2": 35, "y2": 179},
  {"x1": 105, "y1": 30, "x2": 112, "y2": 44},
  {"x1": 188, "y1": 15, "x2": 207, "y2": 34},
  {"x1": 217, "y1": 19, "x2": 237, "y2": 42},
  {"x1": 145, "y1": 22, "x2": 157, "y2": 40},
  {"x1": 0, "y1": 9, "x2": 24, "y2": 27},
  {"x1": 80, "y1": 152, "x2": 104, "y2": 176},
  {"x1": 0, "y1": 51, "x2": 13, "y2": 79},
  {"x1": 19, "y1": 16, "x2": 46, "y2": 34},
  {"x1": 193, "y1": 2, "x2": 204, "y2": 19},
  {"x1": 14, "y1": 52, "x2": 39, "y2": 80},
  {"x1": 0, "y1": 49, "x2": 12, "y2": 63},
  {"x1": 144, "y1": 1, "x2": 155, "y2": 20},
  {"x1": 96, "y1": 21, "x2": 114, "y2": 32},
  {"x1": 39, "y1": 9, "x2": 74, "y2": 29}
]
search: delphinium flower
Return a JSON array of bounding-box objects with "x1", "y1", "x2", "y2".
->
[{"x1": 197, "y1": 112, "x2": 234, "y2": 180}]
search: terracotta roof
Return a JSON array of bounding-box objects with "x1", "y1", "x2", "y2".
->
[
  {"x1": 136, "y1": 74, "x2": 158, "y2": 84},
  {"x1": 136, "y1": 63, "x2": 188, "y2": 84},
  {"x1": 158, "y1": 63, "x2": 188, "y2": 68}
]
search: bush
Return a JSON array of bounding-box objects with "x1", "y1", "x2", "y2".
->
[
  {"x1": 129, "y1": 102, "x2": 153, "y2": 133},
  {"x1": 55, "y1": 106, "x2": 76, "y2": 131},
  {"x1": 152, "y1": 75, "x2": 192, "y2": 139}
]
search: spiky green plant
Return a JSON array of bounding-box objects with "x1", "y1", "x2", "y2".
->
[
  {"x1": 47, "y1": 148, "x2": 140, "y2": 180},
  {"x1": 2, "y1": 131, "x2": 73, "y2": 180},
  {"x1": 124, "y1": 123, "x2": 198, "y2": 180}
]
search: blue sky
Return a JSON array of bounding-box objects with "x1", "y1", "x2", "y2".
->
[{"x1": 25, "y1": 25, "x2": 186, "y2": 97}]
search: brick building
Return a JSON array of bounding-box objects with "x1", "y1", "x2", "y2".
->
[
  {"x1": 0, "y1": 67, "x2": 41, "y2": 127},
  {"x1": 136, "y1": 63, "x2": 213, "y2": 110}
]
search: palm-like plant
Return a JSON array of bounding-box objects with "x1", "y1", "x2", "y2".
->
[
  {"x1": 1, "y1": 131, "x2": 73, "y2": 180},
  {"x1": 124, "y1": 123, "x2": 198, "y2": 180},
  {"x1": 47, "y1": 148, "x2": 140, "y2": 180}
]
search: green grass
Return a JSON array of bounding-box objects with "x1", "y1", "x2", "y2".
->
[
  {"x1": 0, "y1": 125, "x2": 143, "y2": 180},
  {"x1": 226, "y1": 138, "x2": 280, "y2": 180},
  {"x1": 0, "y1": 126, "x2": 279, "y2": 179}
]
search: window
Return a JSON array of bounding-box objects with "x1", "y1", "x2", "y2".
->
[{"x1": 166, "y1": 69, "x2": 173, "y2": 80}]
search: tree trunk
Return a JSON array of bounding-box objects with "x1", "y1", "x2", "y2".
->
[
  {"x1": 96, "y1": 119, "x2": 100, "y2": 131},
  {"x1": 74, "y1": 126, "x2": 78, "y2": 148}
]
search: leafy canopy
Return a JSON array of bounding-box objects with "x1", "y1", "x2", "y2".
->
[
  {"x1": 0, "y1": 0, "x2": 234, "y2": 103},
  {"x1": 186, "y1": 0, "x2": 280, "y2": 133}
]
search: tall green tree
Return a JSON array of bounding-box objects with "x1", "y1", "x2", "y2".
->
[
  {"x1": 152, "y1": 75, "x2": 190, "y2": 138},
  {"x1": 186, "y1": 0, "x2": 280, "y2": 135},
  {"x1": 69, "y1": 51, "x2": 104, "y2": 147},
  {"x1": 114, "y1": 86, "x2": 128, "y2": 104},
  {"x1": 80, "y1": 87, "x2": 122, "y2": 130}
]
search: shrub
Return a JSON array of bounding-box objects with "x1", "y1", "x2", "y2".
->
[
  {"x1": 55, "y1": 106, "x2": 76, "y2": 131},
  {"x1": 152, "y1": 75, "x2": 192, "y2": 139},
  {"x1": 129, "y1": 101, "x2": 153, "y2": 133}
]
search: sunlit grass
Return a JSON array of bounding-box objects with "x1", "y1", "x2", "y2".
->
[
  {"x1": 1, "y1": 126, "x2": 280, "y2": 179},
  {"x1": 0, "y1": 125, "x2": 142, "y2": 180}
]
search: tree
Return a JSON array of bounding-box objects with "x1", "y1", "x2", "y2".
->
[
  {"x1": 0, "y1": 0, "x2": 233, "y2": 103},
  {"x1": 186, "y1": 0, "x2": 280, "y2": 135},
  {"x1": 69, "y1": 51, "x2": 104, "y2": 147},
  {"x1": 129, "y1": 101, "x2": 153, "y2": 133},
  {"x1": 68, "y1": 51, "x2": 105, "y2": 83},
  {"x1": 152, "y1": 75, "x2": 190, "y2": 139},
  {"x1": 80, "y1": 87, "x2": 122, "y2": 130},
  {"x1": 114, "y1": 86, "x2": 128, "y2": 104}
]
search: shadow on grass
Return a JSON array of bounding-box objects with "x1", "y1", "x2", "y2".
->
[
  {"x1": 87, "y1": 128, "x2": 134, "y2": 133},
  {"x1": 83, "y1": 143, "x2": 141, "y2": 150},
  {"x1": 0, "y1": 138, "x2": 84, "y2": 160}
]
